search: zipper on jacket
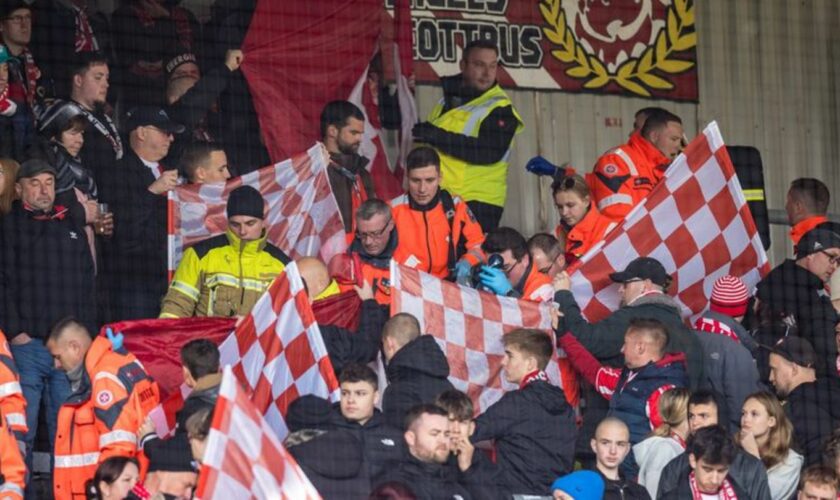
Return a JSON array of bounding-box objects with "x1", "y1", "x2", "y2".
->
[
  {"x1": 423, "y1": 210, "x2": 433, "y2": 274},
  {"x1": 239, "y1": 239, "x2": 245, "y2": 306}
]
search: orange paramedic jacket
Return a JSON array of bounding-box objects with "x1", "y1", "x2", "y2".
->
[
  {"x1": 53, "y1": 337, "x2": 160, "y2": 500},
  {"x1": 591, "y1": 132, "x2": 670, "y2": 221},
  {"x1": 0, "y1": 335, "x2": 27, "y2": 439},
  {"x1": 390, "y1": 190, "x2": 485, "y2": 279}
]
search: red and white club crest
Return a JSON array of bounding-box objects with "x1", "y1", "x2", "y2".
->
[{"x1": 563, "y1": 0, "x2": 669, "y2": 71}]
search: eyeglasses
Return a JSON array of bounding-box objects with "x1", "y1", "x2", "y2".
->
[
  {"x1": 820, "y1": 250, "x2": 840, "y2": 265},
  {"x1": 4, "y1": 14, "x2": 31, "y2": 24},
  {"x1": 355, "y1": 224, "x2": 390, "y2": 241},
  {"x1": 502, "y1": 258, "x2": 520, "y2": 274}
]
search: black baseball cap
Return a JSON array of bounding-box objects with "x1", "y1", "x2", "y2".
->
[
  {"x1": 124, "y1": 106, "x2": 185, "y2": 134},
  {"x1": 609, "y1": 257, "x2": 670, "y2": 288},
  {"x1": 17, "y1": 159, "x2": 57, "y2": 180},
  {"x1": 766, "y1": 336, "x2": 818, "y2": 368},
  {"x1": 795, "y1": 228, "x2": 840, "y2": 259}
]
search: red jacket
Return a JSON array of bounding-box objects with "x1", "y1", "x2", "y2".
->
[
  {"x1": 591, "y1": 132, "x2": 670, "y2": 221},
  {"x1": 53, "y1": 337, "x2": 160, "y2": 500}
]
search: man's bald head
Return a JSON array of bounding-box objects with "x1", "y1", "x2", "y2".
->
[
  {"x1": 46, "y1": 317, "x2": 93, "y2": 372},
  {"x1": 297, "y1": 257, "x2": 331, "y2": 300}
]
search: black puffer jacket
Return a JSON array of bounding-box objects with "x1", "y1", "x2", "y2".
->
[
  {"x1": 471, "y1": 380, "x2": 576, "y2": 497},
  {"x1": 330, "y1": 408, "x2": 405, "y2": 481},
  {"x1": 598, "y1": 469, "x2": 651, "y2": 500},
  {"x1": 287, "y1": 429, "x2": 370, "y2": 500},
  {"x1": 320, "y1": 298, "x2": 386, "y2": 377},
  {"x1": 382, "y1": 335, "x2": 455, "y2": 429}
]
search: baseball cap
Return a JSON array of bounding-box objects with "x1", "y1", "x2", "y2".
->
[
  {"x1": 766, "y1": 336, "x2": 818, "y2": 368},
  {"x1": 0, "y1": 0, "x2": 29, "y2": 20},
  {"x1": 124, "y1": 106, "x2": 186, "y2": 134},
  {"x1": 17, "y1": 159, "x2": 57, "y2": 180},
  {"x1": 795, "y1": 228, "x2": 840, "y2": 259},
  {"x1": 609, "y1": 257, "x2": 670, "y2": 288}
]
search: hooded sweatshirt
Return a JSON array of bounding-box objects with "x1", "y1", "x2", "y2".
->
[{"x1": 382, "y1": 335, "x2": 455, "y2": 428}]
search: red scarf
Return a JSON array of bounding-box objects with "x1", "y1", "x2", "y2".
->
[
  {"x1": 7, "y1": 48, "x2": 41, "y2": 108},
  {"x1": 671, "y1": 432, "x2": 686, "y2": 449},
  {"x1": 24, "y1": 202, "x2": 67, "y2": 220},
  {"x1": 689, "y1": 471, "x2": 738, "y2": 500},
  {"x1": 520, "y1": 370, "x2": 548, "y2": 389},
  {"x1": 693, "y1": 317, "x2": 740, "y2": 344},
  {"x1": 73, "y1": 5, "x2": 99, "y2": 52}
]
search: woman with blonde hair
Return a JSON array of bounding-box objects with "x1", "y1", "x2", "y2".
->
[
  {"x1": 737, "y1": 391, "x2": 803, "y2": 500},
  {"x1": 0, "y1": 157, "x2": 19, "y2": 216},
  {"x1": 552, "y1": 174, "x2": 616, "y2": 266},
  {"x1": 633, "y1": 387, "x2": 690, "y2": 498}
]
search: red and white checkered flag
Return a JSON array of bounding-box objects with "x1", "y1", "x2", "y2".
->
[
  {"x1": 167, "y1": 143, "x2": 346, "y2": 273},
  {"x1": 218, "y1": 261, "x2": 340, "y2": 440},
  {"x1": 570, "y1": 121, "x2": 770, "y2": 322},
  {"x1": 195, "y1": 366, "x2": 322, "y2": 499},
  {"x1": 390, "y1": 262, "x2": 567, "y2": 413}
]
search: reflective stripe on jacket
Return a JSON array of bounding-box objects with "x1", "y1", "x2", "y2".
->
[
  {"x1": 390, "y1": 191, "x2": 485, "y2": 279},
  {"x1": 428, "y1": 84, "x2": 523, "y2": 207},
  {"x1": 591, "y1": 132, "x2": 669, "y2": 221},
  {"x1": 0, "y1": 335, "x2": 26, "y2": 438},
  {"x1": 160, "y1": 229, "x2": 290, "y2": 318},
  {"x1": 54, "y1": 337, "x2": 160, "y2": 500}
]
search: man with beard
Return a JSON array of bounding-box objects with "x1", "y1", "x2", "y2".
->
[
  {"x1": 70, "y1": 52, "x2": 123, "y2": 180},
  {"x1": 320, "y1": 100, "x2": 377, "y2": 240},
  {"x1": 767, "y1": 336, "x2": 840, "y2": 466},
  {"x1": 373, "y1": 404, "x2": 487, "y2": 500}
]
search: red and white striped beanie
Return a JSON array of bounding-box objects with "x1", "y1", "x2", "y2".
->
[{"x1": 710, "y1": 275, "x2": 750, "y2": 317}]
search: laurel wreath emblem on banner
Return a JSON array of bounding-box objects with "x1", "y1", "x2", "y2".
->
[{"x1": 540, "y1": 0, "x2": 696, "y2": 96}]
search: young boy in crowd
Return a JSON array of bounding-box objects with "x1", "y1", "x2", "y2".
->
[
  {"x1": 590, "y1": 417, "x2": 651, "y2": 499},
  {"x1": 470, "y1": 328, "x2": 576, "y2": 497}
]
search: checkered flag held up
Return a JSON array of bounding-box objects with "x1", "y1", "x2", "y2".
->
[
  {"x1": 218, "y1": 261, "x2": 340, "y2": 441},
  {"x1": 195, "y1": 366, "x2": 322, "y2": 499},
  {"x1": 569, "y1": 121, "x2": 770, "y2": 322},
  {"x1": 391, "y1": 262, "x2": 564, "y2": 413}
]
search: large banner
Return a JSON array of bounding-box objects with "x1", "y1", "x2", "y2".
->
[{"x1": 387, "y1": 0, "x2": 698, "y2": 101}]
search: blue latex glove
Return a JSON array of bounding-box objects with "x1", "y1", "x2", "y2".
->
[
  {"x1": 525, "y1": 155, "x2": 559, "y2": 176},
  {"x1": 454, "y1": 259, "x2": 473, "y2": 285},
  {"x1": 478, "y1": 266, "x2": 513, "y2": 296},
  {"x1": 106, "y1": 327, "x2": 124, "y2": 351}
]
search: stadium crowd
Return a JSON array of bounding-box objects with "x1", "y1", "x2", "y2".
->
[{"x1": 0, "y1": 1, "x2": 838, "y2": 499}]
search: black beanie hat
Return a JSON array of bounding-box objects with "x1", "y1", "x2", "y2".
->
[
  {"x1": 286, "y1": 395, "x2": 333, "y2": 432},
  {"x1": 226, "y1": 186, "x2": 265, "y2": 219}
]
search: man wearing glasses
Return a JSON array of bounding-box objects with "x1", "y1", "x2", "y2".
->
[
  {"x1": 755, "y1": 228, "x2": 840, "y2": 380},
  {"x1": 527, "y1": 233, "x2": 567, "y2": 279},
  {"x1": 478, "y1": 226, "x2": 554, "y2": 303},
  {"x1": 0, "y1": 0, "x2": 37, "y2": 159},
  {"x1": 346, "y1": 198, "x2": 398, "y2": 305},
  {"x1": 98, "y1": 106, "x2": 184, "y2": 321}
]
